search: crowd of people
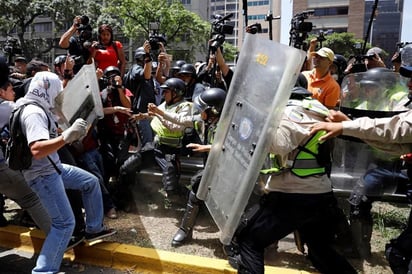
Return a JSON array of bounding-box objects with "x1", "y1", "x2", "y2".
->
[{"x1": 0, "y1": 14, "x2": 412, "y2": 273}]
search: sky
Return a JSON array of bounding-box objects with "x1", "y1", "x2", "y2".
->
[
  {"x1": 401, "y1": 0, "x2": 412, "y2": 42},
  {"x1": 280, "y1": 0, "x2": 412, "y2": 45}
]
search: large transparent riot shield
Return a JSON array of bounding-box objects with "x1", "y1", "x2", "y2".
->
[
  {"x1": 54, "y1": 63, "x2": 103, "y2": 129},
  {"x1": 331, "y1": 69, "x2": 410, "y2": 200},
  {"x1": 196, "y1": 34, "x2": 306, "y2": 245}
]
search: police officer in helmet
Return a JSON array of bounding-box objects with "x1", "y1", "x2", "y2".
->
[{"x1": 172, "y1": 87, "x2": 227, "y2": 246}]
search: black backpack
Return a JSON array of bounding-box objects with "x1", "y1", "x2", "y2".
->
[{"x1": 5, "y1": 102, "x2": 51, "y2": 170}]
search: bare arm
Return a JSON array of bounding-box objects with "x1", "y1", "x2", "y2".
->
[
  {"x1": 30, "y1": 137, "x2": 66, "y2": 160},
  {"x1": 59, "y1": 16, "x2": 81, "y2": 49}
]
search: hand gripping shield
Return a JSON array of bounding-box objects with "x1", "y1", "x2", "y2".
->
[
  {"x1": 54, "y1": 63, "x2": 104, "y2": 129},
  {"x1": 196, "y1": 34, "x2": 306, "y2": 245}
]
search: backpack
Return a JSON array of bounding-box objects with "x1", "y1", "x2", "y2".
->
[{"x1": 5, "y1": 102, "x2": 51, "y2": 170}]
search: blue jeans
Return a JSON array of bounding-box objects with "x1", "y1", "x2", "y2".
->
[
  {"x1": 29, "y1": 164, "x2": 104, "y2": 274},
  {"x1": 77, "y1": 148, "x2": 115, "y2": 213}
]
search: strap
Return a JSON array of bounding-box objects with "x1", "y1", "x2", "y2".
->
[{"x1": 22, "y1": 102, "x2": 61, "y2": 174}]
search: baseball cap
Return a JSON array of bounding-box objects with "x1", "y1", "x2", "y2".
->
[
  {"x1": 400, "y1": 44, "x2": 412, "y2": 78},
  {"x1": 311, "y1": 47, "x2": 334, "y2": 62}
]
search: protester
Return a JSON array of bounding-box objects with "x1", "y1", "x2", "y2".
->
[{"x1": 15, "y1": 71, "x2": 116, "y2": 273}]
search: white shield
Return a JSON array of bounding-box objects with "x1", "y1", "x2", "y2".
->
[
  {"x1": 196, "y1": 34, "x2": 306, "y2": 245},
  {"x1": 54, "y1": 63, "x2": 103, "y2": 129}
]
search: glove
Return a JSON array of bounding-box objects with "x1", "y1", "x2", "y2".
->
[{"x1": 61, "y1": 118, "x2": 88, "y2": 144}]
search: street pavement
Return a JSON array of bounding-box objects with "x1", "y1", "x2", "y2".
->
[{"x1": 0, "y1": 246, "x2": 124, "y2": 274}]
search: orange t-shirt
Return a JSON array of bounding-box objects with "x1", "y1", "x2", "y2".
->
[{"x1": 302, "y1": 69, "x2": 340, "y2": 108}]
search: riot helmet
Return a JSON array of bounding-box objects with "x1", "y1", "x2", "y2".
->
[
  {"x1": 104, "y1": 66, "x2": 121, "y2": 77},
  {"x1": 400, "y1": 44, "x2": 412, "y2": 78},
  {"x1": 171, "y1": 60, "x2": 186, "y2": 70},
  {"x1": 54, "y1": 55, "x2": 66, "y2": 66},
  {"x1": 333, "y1": 54, "x2": 347, "y2": 74},
  {"x1": 134, "y1": 47, "x2": 146, "y2": 62},
  {"x1": 160, "y1": 78, "x2": 186, "y2": 96},
  {"x1": 178, "y1": 63, "x2": 197, "y2": 78},
  {"x1": 194, "y1": 88, "x2": 227, "y2": 114},
  {"x1": 290, "y1": 87, "x2": 312, "y2": 100}
]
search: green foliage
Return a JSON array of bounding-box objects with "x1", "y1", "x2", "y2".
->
[
  {"x1": 103, "y1": 0, "x2": 210, "y2": 61},
  {"x1": 308, "y1": 32, "x2": 366, "y2": 60},
  {"x1": 0, "y1": 0, "x2": 102, "y2": 60}
]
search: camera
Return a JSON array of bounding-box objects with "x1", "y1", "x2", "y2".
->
[
  {"x1": 2, "y1": 36, "x2": 22, "y2": 57},
  {"x1": 76, "y1": 15, "x2": 92, "y2": 43},
  {"x1": 209, "y1": 13, "x2": 234, "y2": 52},
  {"x1": 247, "y1": 23, "x2": 262, "y2": 35},
  {"x1": 149, "y1": 35, "x2": 167, "y2": 51},
  {"x1": 289, "y1": 10, "x2": 314, "y2": 50},
  {"x1": 148, "y1": 21, "x2": 167, "y2": 51}
]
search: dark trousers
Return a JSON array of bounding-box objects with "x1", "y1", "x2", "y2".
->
[{"x1": 236, "y1": 191, "x2": 356, "y2": 274}]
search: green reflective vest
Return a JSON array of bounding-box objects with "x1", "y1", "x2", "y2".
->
[{"x1": 260, "y1": 130, "x2": 327, "y2": 177}]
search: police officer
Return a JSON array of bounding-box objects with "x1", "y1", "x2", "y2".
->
[
  {"x1": 337, "y1": 66, "x2": 410, "y2": 259},
  {"x1": 171, "y1": 88, "x2": 226, "y2": 246},
  {"x1": 310, "y1": 43, "x2": 412, "y2": 274},
  {"x1": 177, "y1": 63, "x2": 206, "y2": 102},
  {"x1": 228, "y1": 87, "x2": 356, "y2": 274},
  {"x1": 125, "y1": 78, "x2": 194, "y2": 194}
]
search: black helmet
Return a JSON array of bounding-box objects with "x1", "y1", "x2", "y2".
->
[
  {"x1": 54, "y1": 55, "x2": 66, "y2": 66},
  {"x1": 290, "y1": 87, "x2": 312, "y2": 100},
  {"x1": 194, "y1": 88, "x2": 227, "y2": 114},
  {"x1": 134, "y1": 47, "x2": 146, "y2": 62},
  {"x1": 178, "y1": 63, "x2": 196, "y2": 78},
  {"x1": 104, "y1": 66, "x2": 121, "y2": 77},
  {"x1": 171, "y1": 60, "x2": 186, "y2": 70},
  {"x1": 333, "y1": 54, "x2": 347, "y2": 73},
  {"x1": 160, "y1": 78, "x2": 186, "y2": 96},
  {"x1": 364, "y1": 67, "x2": 397, "y2": 86}
]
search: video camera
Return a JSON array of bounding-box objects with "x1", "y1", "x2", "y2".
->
[
  {"x1": 347, "y1": 42, "x2": 368, "y2": 74},
  {"x1": 2, "y1": 36, "x2": 22, "y2": 64},
  {"x1": 289, "y1": 10, "x2": 314, "y2": 50},
  {"x1": 209, "y1": 13, "x2": 234, "y2": 52},
  {"x1": 76, "y1": 15, "x2": 92, "y2": 43},
  {"x1": 246, "y1": 23, "x2": 262, "y2": 35},
  {"x1": 148, "y1": 22, "x2": 167, "y2": 51}
]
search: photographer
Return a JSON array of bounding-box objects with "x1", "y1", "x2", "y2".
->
[
  {"x1": 98, "y1": 66, "x2": 134, "y2": 211},
  {"x1": 124, "y1": 41, "x2": 157, "y2": 147},
  {"x1": 89, "y1": 24, "x2": 127, "y2": 78},
  {"x1": 59, "y1": 15, "x2": 93, "y2": 74}
]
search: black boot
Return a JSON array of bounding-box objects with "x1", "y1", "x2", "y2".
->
[
  {"x1": 171, "y1": 191, "x2": 200, "y2": 246},
  {"x1": 349, "y1": 206, "x2": 373, "y2": 259}
]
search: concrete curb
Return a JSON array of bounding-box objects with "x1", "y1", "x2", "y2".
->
[{"x1": 0, "y1": 225, "x2": 313, "y2": 274}]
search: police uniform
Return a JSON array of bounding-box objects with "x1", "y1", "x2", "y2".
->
[
  {"x1": 232, "y1": 88, "x2": 356, "y2": 274},
  {"x1": 172, "y1": 88, "x2": 226, "y2": 246}
]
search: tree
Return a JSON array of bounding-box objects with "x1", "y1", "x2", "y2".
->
[
  {"x1": 308, "y1": 32, "x2": 368, "y2": 60},
  {"x1": 0, "y1": 0, "x2": 101, "y2": 62},
  {"x1": 103, "y1": 0, "x2": 210, "y2": 62}
]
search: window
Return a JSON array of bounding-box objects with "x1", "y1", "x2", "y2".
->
[
  {"x1": 314, "y1": 7, "x2": 349, "y2": 16},
  {"x1": 181, "y1": 0, "x2": 191, "y2": 4},
  {"x1": 34, "y1": 22, "x2": 52, "y2": 32}
]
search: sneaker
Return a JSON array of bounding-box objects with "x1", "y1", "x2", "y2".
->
[
  {"x1": 65, "y1": 234, "x2": 85, "y2": 251},
  {"x1": 85, "y1": 228, "x2": 117, "y2": 242}
]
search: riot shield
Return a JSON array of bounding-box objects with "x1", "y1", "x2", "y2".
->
[
  {"x1": 196, "y1": 33, "x2": 306, "y2": 245},
  {"x1": 54, "y1": 63, "x2": 103, "y2": 129},
  {"x1": 331, "y1": 70, "x2": 410, "y2": 200}
]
